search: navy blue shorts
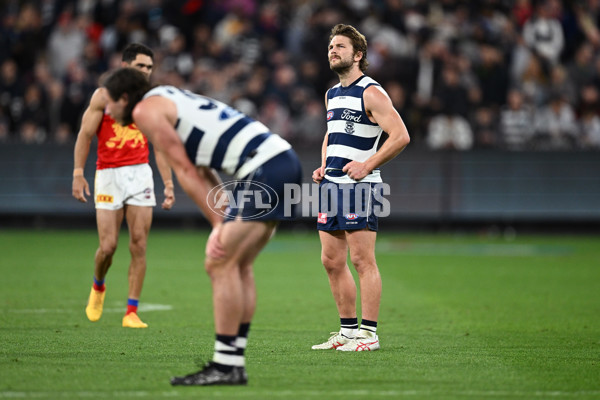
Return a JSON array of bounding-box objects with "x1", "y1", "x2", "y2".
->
[
  {"x1": 317, "y1": 179, "x2": 384, "y2": 232},
  {"x1": 224, "y1": 149, "x2": 302, "y2": 222}
]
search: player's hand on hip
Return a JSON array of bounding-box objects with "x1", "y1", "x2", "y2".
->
[
  {"x1": 343, "y1": 161, "x2": 369, "y2": 181},
  {"x1": 72, "y1": 176, "x2": 90, "y2": 203},
  {"x1": 162, "y1": 186, "x2": 175, "y2": 210},
  {"x1": 312, "y1": 166, "x2": 325, "y2": 183},
  {"x1": 206, "y1": 224, "x2": 226, "y2": 259}
]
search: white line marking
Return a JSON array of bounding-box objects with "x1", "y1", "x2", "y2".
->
[
  {"x1": 1, "y1": 390, "x2": 599, "y2": 398},
  {"x1": 5, "y1": 303, "x2": 173, "y2": 314}
]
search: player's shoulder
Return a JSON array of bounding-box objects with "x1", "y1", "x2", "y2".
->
[
  {"x1": 356, "y1": 75, "x2": 381, "y2": 88},
  {"x1": 89, "y1": 88, "x2": 108, "y2": 110},
  {"x1": 143, "y1": 85, "x2": 175, "y2": 99},
  {"x1": 363, "y1": 81, "x2": 392, "y2": 109}
]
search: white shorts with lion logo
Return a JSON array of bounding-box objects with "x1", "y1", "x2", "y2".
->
[{"x1": 94, "y1": 164, "x2": 156, "y2": 210}]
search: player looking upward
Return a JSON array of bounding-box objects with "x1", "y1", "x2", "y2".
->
[{"x1": 311, "y1": 24, "x2": 410, "y2": 351}]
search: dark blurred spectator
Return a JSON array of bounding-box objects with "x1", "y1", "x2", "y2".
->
[
  {"x1": 14, "y1": 84, "x2": 48, "y2": 140},
  {"x1": 18, "y1": 121, "x2": 45, "y2": 144},
  {"x1": 549, "y1": 64, "x2": 576, "y2": 106},
  {"x1": 0, "y1": 108, "x2": 9, "y2": 143},
  {"x1": 474, "y1": 44, "x2": 509, "y2": 109},
  {"x1": 0, "y1": 59, "x2": 24, "y2": 136},
  {"x1": 60, "y1": 62, "x2": 94, "y2": 139},
  {"x1": 427, "y1": 64, "x2": 474, "y2": 150},
  {"x1": 384, "y1": 80, "x2": 418, "y2": 144},
  {"x1": 576, "y1": 83, "x2": 600, "y2": 149},
  {"x1": 515, "y1": 53, "x2": 549, "y2": 106},
  {"x1": 241, "y1": 67, "x2": 268, "y2": 110},
  {"x1": 47, "y1": 11, "x2": 86, "y2": 79},
  {"x1": 265, "y1": 63, "x2": 297, "y2": 105},
  {"x1": 499, "y1": 88, "x2": 535, "y2": 150},
  {"x1": 412, "y1": 39, "x2": 447, "y2": 135},
  {"x1": 579, "y1": 108, "x2": 600, "y2": 149},
  {"x1": 161, "y1": 30, "x2": 195, "y2": 79},
  {"x1": 431, "y1": 64, "x2": 470, "y2": 117},
  {"x1": 259, "y1": 96, "x2": 291, "y2": 140},
  {"x1": 46, "y1": 79, "x2": 65, "y2": 140},
  {"x1": 576, "y1": 84, "x2": 600, "y2": 117},
  {"x1": 11, "y1": 3, "x2": 46, "y2": 80},
  {"x1": 472, "y1": 107, "x2": 499, "y2": 148},
  {"x1": 81, "y1": 41, "x2": 108, "y2": 80},
  {"x1": 533, "y1": 92, "x2": 579, "y2": 150},
  {"x1": 512, "y1": 0, "x2": 534, "y2": 28},
  {"x1": 566, "y1": 42, "x2": 596, "y2": 96},
  {"x1": 291, "y1": 97, "x2": 326, "y2": 149}
]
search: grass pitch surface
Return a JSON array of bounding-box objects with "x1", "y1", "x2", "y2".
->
[{"x1": 0, "y1": 229, "x2": 598, "y2": 399}]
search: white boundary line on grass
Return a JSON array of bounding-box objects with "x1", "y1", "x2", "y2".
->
[
  {"x1": 5, "y1": 303, "x2": 173, "y2": 314},
  {"x1": 1, "y1": 390, "x2": 600, "y2": 398}
]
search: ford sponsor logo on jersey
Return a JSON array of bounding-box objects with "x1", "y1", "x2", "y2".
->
[
  {"x1": 207, "y1": 180, "x2": 278, "y2": 220},
  {"x1": 345, "y1": 213, "x2": 359, "y2": 220},
  {"x1": 341, "y1": 109, "x2": 362, "y2": 122},
  {"x1": 327, "y1": 111, "x2": 334, "y2": 120}
]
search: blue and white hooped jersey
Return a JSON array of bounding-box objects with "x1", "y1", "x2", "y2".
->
[
  {"x1": 144, "y1": 86, "x2": 291, "y2": 179},
  {"x1": 325, "y1": 75, "x2": 384, "y2": 184}
]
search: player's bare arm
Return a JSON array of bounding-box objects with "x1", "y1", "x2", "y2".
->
[
  {"x1": 153, "y1": 148, "x2": 175, "y2": 210},
  {"x1": 312, "y1": 132, "x2": 328, "y2": 184},
  {"x1": 312, "y1": 93, "x2": 330, "y2": 184},
  {"x1": 342, "y1": 85, "x2": 410, "y2": 181},
  {"x1": 132, "y1": 96, "x2": 224, "y2": 228},
  {"x1": 72, "y1": 89, "x2": 107, "y2": 203}
]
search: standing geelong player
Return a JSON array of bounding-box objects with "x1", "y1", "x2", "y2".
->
[{"x1": 311, "y1": 24, "x2": 410, "y2": 351}]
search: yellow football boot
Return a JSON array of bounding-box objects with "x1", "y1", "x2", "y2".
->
[
  {"x1": 85, "y1": 287, "x2": 106, "y2": 322},
  {"x1": 122, "y1": 312, "x2": 148, "y2": 328}
]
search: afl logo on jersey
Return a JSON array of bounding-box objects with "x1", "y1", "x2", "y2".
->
[
  {"x1": 345, "y1": 213, "x2": 359, "y2": 220},
  {"x1": 327, "y1": 111, "x2": 334, "y2": 121}
]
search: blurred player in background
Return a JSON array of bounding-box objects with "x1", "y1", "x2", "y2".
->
[
  {"x1": 311, "y1": 24, "x2": 410, "y2": 351},
  {"x1": 101, "y1": 67, "x2": 302, "y2": 385},
  {"x1": 72, "y1": 44, "x2": 175, "y2": 329}
]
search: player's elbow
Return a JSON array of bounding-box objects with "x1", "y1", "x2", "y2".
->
[
  {"x1": 401, "y1": 132, "x2": 411, "y2": 148},
  {"x1": 391, "y1": 130, "x2": 410, "y2": 152}
]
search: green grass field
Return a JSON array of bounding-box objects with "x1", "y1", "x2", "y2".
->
[{"x1": 0, "y1": 229, "x2": 599, "y2": 399}]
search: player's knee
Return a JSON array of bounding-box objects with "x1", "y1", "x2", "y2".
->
[
  {"x1": 321, "y1": 252, "x2": 345, "y2": 273},
  {"x1": 349, "y1": 253, "x2": 376, "y2": 273},
  {"x1": 99, "y1": 241, "x2": 118, "y2": 257},
  {"x1": 128, "y1": 238, "x2": 147, "y2": 256},
  {"x1": 204, "y1": 257, "x2": 222, "y2": 277}
]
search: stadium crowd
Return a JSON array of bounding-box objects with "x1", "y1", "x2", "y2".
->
[{"x1": 2, "y1": 0, "x2": 600, "y2": 150}]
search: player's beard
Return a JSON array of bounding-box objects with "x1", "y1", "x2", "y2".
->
[{"x1": 329, "y1": 57, "x2": 353, "y2": 75}]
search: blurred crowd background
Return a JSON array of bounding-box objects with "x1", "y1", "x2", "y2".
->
[{"x1": 2, "y1": 0, "x2": 600, "y2": 151}]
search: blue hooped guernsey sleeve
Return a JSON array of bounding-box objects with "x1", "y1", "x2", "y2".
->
[
  {"x1": 144, "y1": 86, "x2": 291, "y2": 179},
  {"x1": 325, "y1": 75, "x2": 385, "y2": 184}
]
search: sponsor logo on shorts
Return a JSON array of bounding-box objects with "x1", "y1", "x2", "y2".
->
[
  {"x1": 144, "y1": 188, "x2": 152, "y2": 199},
  {"x1": 96, "y1": 194, "x2": 114, "y2": 203},
  {"x1": 317, "y1": 212, "x2": 327, "y2": 224},
  {"x1": 345, "y1": 213, "x2": 358, "y2": 220}
]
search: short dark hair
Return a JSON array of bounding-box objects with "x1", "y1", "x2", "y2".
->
[
  {"x1": 329, "y1": 24, "x2": 369, "y2": 72},
  {"x1": 101, "y1": 67, "x2": 151, "y2": 125},
  {"x1": 122, "y1": 43, "x2": 154, "y2": 63}
]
